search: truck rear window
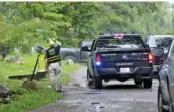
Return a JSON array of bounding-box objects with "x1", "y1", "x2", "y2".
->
[{"x1": 95, "y1": 35, "x2": 144, "y2": 49}]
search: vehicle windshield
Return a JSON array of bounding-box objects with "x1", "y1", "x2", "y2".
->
[
  {"x1": 149, "y1": 37, "x2": 173, "y2": 49},
  {"x1": 95, "y1": 35, "x2": 144, "y2": 49}
]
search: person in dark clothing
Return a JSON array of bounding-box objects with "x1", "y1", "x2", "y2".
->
[{"x1": 45, "y1": 39, "x2": 62, "y2": 92}]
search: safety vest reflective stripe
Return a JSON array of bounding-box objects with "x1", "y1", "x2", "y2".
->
[
  {"x1": 48, "y1": 58, "x2": 61, "y2": 63},
  {"x1": 47, "y1": 55, "x2": 61, "y2": 63},
  {"x1": 47, "y1": 55, "x2": 60, "y2": 60}
]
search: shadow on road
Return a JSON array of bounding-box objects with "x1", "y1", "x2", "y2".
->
[{"x1": 102, "y1": 84, "x2": 147, "y2": 90}]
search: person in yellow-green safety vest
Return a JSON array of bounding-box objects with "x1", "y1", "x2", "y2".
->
[{"x1": 45, "y1": 38, "x2": 62, "y2": 92}]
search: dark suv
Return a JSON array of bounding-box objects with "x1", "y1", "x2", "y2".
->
[
  {"x1": 158, "y1": 38, "x2": 174, "y2": 112},
  {"x1": 144, "y1": 35, "x2": 174, "y2": 77}
]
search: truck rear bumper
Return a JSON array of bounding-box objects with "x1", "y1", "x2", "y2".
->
[{"x1": 94, "y1": 67, "x2": 153, "y2": 79}]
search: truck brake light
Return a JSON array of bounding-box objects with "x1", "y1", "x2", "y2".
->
[
  {"x1": 96, "y1": 54, "x2": 101, "y2": 65},
  {"x1": 114, "y1": 34, "x2": 124, "y2": 39},
  {"x1": 148, "y1": 52, "x2": 154, "y2": 64}
]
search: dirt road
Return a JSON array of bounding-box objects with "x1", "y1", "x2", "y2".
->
[{"x1": 31, "y1": 66, "x2": 159, "y2": 112}]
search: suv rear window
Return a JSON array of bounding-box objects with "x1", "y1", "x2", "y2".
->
[
  {"x1": 156, "y1": 38, "x2": 172, "y2": 48},
  {"x1": 95, "y1": 35, "x2": 144, "y2": 49},
  {"x1": 148, "y1": 37, "x2": 173, "y2": 48}
]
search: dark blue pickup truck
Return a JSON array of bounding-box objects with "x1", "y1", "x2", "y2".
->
[{"x1": 81, "y1": 33, "x2": 164, "y2": 89}]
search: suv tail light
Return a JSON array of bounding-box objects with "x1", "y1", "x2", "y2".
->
[
  {"x1": 96, "y1": 54, "x2": 101, "y2": 65},
  {"x1": 148, "y1": 52, "x2": 154, "y2": 64}
]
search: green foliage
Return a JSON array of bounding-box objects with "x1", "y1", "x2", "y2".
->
[
  {"x1": 0, "y1": 2, "x2": 172, "y2": 52},
  {"x1": 96, "y1": 2, "x2": 172, "y2": 37},
  {"x1": 0, "y1": 53, "x2": 79, "y2": 77},
  {"x1": 0, "y1": 88, "x2": 62, "y2": 112},
  {"x1": 0, "y1": 54, "x2": 80, "y2": 112}
]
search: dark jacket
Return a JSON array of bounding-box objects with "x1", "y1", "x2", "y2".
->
[{"x1": 45, "y1": 45, "x2": 61, "y2": 64}]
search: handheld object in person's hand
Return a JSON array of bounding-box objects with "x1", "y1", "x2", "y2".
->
[{"x1": 34, "y1": 44, "x2": 46, "y2": 54}]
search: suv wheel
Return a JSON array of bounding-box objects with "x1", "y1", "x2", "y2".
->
[
  {"x1": 143, "y1": 78, "x2": 152, "y2": 88},
  {"x1": 134, "y1": 78, "x2": 142, "y2": 86},
  {"x1": 158, "y1": 87, "x2": 168, "y2": 112}
]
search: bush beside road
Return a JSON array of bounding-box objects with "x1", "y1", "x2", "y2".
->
[{"x1": 0, "y1": 54, "x2": 80, "y2": 112}]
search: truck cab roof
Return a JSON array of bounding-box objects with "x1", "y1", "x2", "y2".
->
[{"x1": 98, "y1": 33, "x2": 140, "y2": 39}]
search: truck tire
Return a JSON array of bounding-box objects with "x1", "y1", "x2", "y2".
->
[
  {"x1": 134, "y1": 79, "x2": 142, "y2": 86},
  {"x1": 143, "y1": 78, "x2": 152, "y2": 89},
  {"x1": 87, "y1": 69, "x2": 93, "y2": 88},
  {"x1": 93, "y1": 76, "x2": 102, "y2": 89},
  {"x1": 64, "y1": 56, "x2": 77, "y2": 63}
]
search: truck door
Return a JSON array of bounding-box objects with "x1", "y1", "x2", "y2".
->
[{"x1": 80, "y1": 41, "x2": 92, "y2": 61}]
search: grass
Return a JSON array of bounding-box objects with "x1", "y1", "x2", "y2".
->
[
  {"x1": 0, "y1": 54, "x2": 80, "y2": 112},
  {"x1": 0, "y1": 88, "x2": 62, "y2": 112},
  {"x1": 0, "y1": 54, "x2": 48, "y2": 76}
]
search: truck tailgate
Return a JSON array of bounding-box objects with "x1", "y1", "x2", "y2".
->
[{"x1": 96, "y1": 48, "x2": 152, "y2": 68}]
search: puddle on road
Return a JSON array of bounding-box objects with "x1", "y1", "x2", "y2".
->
[
  {"x1": 91, "y1": 102, "x2": 105, "y2": 112},
  {"x1": 85, "y1": 90, "x2": 102, "y2": 94},
  {"x1": 72, "y1": 83, "x2": 81, "y2": 87},
  {"x1": 96, "y1": 105, "x2": 105, "y2": 112},
  {"x1": 91, "y1": 102, "x2": 100, "y2": 105}
]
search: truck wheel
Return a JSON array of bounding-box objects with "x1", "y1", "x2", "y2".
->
[
  {"x1": 87, "y1": 70, "x2": 93, "y2": 88},
  {"x1": 64, "y1": 56, "x2": 77, "y2": 63},
  {"x1": 134, "y1": 79, "x2": 142, "y2": 86},
  {"x1": 143, "y1": 78, "x2": 152, "y2": 89},
  {"x1": 92, "y1": 76, "x2": 102, "y2": 89}
]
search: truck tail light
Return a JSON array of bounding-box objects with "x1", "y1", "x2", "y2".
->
[
  {"x1": 148, "y1": 52, "x2": 154, "y2": 64},
  {"x1": 96, "y1": 54, "x2": 101, "y2": 65}
]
